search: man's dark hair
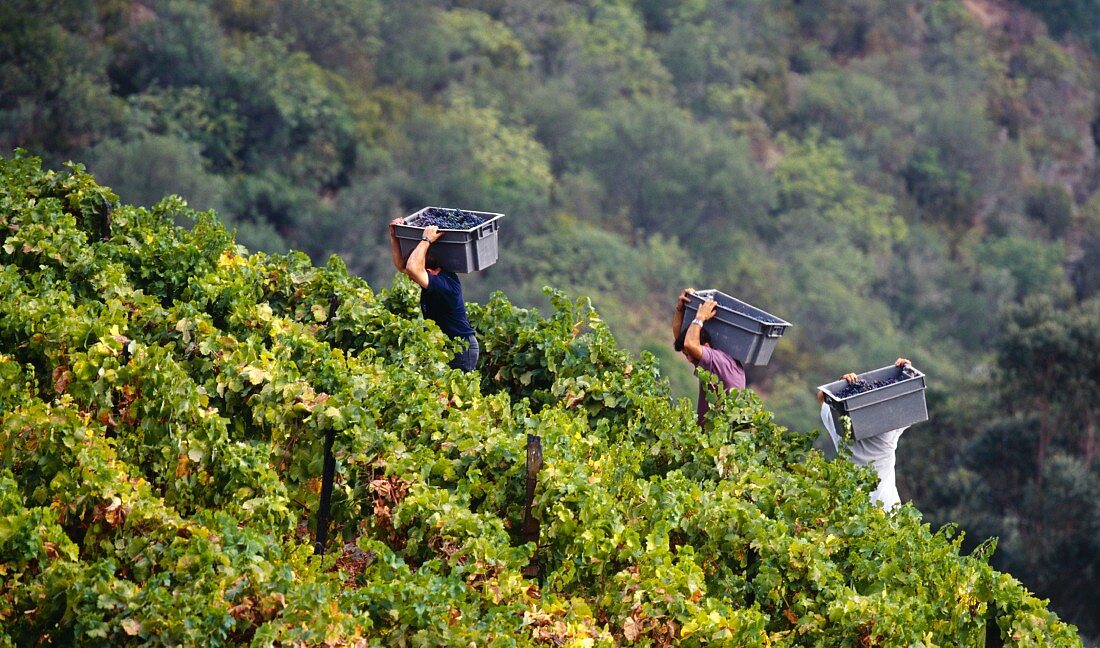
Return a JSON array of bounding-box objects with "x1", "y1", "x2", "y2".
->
[
  {"x1": 425, "y1": 250, "x2": 441, "y2": 270},
  {"x1": 674, "y1": 325, "x2": 710, "y2": 352}
]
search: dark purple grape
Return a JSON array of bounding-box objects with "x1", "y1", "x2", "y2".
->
[
  {"x1": 834, "y1": 370, "x2": 914, "y2": 399},
  {"x1": 407, "y1": 208, "x2": 486, "y2": 230}
]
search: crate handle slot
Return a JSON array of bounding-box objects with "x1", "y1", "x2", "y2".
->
[{"x1": 477, "y1": 218, "x2": 499, "y2": 239}]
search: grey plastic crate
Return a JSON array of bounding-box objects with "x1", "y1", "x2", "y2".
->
[
  {"x1": 818, "y1": 364, "x2": 928, "y2": 440},
  {"x1": 679, "y1": 289, "x2": 791, "y2": 366},
  {"x1": 394, "y1": 207, "x2": 505, "y2": 273}
]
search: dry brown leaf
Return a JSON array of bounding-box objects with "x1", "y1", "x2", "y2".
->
[
  {"x1": 623, "y1": 616, "x2": 640, "y2": 641},
  {"x1": 121, "y1": 618, "x2": 142, "y2": 636}
]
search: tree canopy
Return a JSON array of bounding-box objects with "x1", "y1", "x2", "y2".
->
[{"x1": 3, "y1": 0, "x2": 1100, "y2": 638}]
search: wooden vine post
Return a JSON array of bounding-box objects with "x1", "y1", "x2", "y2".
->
[
  {"x1": 99, "y1": 195, "x2": 112, "y2": 241},
  {"x1": 521, "y1": 433, "x2": 543, "y2": 577},
  {"x1": 313, "y1": 426, "x2": 337, "y2": 555},
  {"x1": 313, "y1": 292, "x2": 342, "y2": 555}
]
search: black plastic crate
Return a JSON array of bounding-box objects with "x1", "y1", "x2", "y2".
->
[
  {"x1": 394, "y1": 207, "x2": 505, "y2": 273},
  {"x1": 818, "y1": 363, "x2": 928, "y2": 440},
  {"x1": 679, "y1": 289, "x2": 791, "y2": 366}
]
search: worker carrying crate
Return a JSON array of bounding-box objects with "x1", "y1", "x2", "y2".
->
[
  {"x1": 816, "y1": 358, "x2": 928, "y2": 509},
  {"x1": 388, "y1": 206, "x2": 504, "y2": 372}
]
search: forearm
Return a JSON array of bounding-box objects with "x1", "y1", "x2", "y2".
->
[
  {"x1": 672, "y1": 308, "x2": 685, "y2": 341},
  {"x1": 683, "y1": 319, "x2": 703, "y2": 361},
  {"x1": 389, "y1": 233, "x2": 405, "y2": 271},
  {"x1": 405, "y1": 240, "x2": 430, "y2": 287}
]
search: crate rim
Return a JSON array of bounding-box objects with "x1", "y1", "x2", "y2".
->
[
  {"x1": 686, "y1": 288, "x2": 792, "y2": 328},
  {"x1": 401, "y1": 206, "x2": 506, "y2": 232},
  {"x1": 818, "y1": 363, "x2": 927, "y2": 406}
]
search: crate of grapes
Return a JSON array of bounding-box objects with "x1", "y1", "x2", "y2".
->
[
  {"x1": 818, "y1": 363, "x2": 928, "y2": 440},
  {"x1": 394, "y1": 207, "x2": 505, "y2": 273},
  {"x1": 679, "y1": 289, "x2": 791, "y2": 365}
]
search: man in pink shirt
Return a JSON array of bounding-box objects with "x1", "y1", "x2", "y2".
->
[{"x1": 672, "y1": 289, "x2": 746, "y2": 424}]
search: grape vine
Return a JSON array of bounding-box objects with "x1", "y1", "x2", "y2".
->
[
  {"x1": 833, "y1": 369, "x2": 916, "y2": 399},
  {"x1": 0, "y1": 153, "x2": 1081, "y2": 646}
]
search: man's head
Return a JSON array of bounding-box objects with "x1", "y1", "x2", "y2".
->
[
  {"x1": 424, "y1": 250, "x2": 442, "y2": 272},
  {"x1": 674, "y1": 325, "x2": 710, "y2": 353}
]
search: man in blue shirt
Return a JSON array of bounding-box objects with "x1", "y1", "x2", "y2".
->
[{"x1": 389, "y1": 219, "x2": 479, "y2": 372}]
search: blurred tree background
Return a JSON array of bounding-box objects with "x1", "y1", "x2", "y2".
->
[{"x1": 2, "y1": 0, "x2": 1098, "y2": 638}]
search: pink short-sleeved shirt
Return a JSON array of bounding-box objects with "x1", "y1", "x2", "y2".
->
[{"x1": 695, "y1": 346, "x2": 746, "y2": 423}]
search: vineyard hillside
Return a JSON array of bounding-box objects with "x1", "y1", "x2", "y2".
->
[{"x1": 0, "y1": 154, "x2": 1080, "y2": 645}]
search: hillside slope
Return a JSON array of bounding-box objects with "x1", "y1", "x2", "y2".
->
[{"x1": 0, "y1": 156, "x2": 1079, "y2": 645}]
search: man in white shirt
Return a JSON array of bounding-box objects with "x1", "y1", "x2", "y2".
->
[{"x1": 817, "y1": 358, "x2": 911, "y2": 509}]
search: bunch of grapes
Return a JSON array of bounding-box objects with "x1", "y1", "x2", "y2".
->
[
  {"x1": 407, "y1": 207, "x2": 486, "y2": 230},
  {"x1": 834, "y1": 368, "x2": 915, "y2": 399}
]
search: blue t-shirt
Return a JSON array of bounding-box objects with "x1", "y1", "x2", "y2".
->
[{"x1": 420, "y1": 271, "x2": 475, "y2": 337}]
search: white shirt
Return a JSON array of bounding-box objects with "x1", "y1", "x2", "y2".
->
[{"x1": 820, "y1": 403, "x2": 906, "y2": 509}]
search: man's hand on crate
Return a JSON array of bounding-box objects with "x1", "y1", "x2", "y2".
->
[
  {"x1": 697, "y1": 299, "x2": 718, "y2": 322},
  {"x1": 673, "y1": 288, "x2": 693, "y2": 345},
  {"x1": 389, "y1": 216, "x2": 403, "y2": 237},
  {"x1": 676, "y1": 288, "x2": 695, "y2": 314},
  {"x1": 894, "y1": 357, "x2": 910, "y2": 367},
  {"x1": 421, "y1": 225, "x2": 443, "y2": 243},
  {"x1": 843, "y1": 373, "x2": 859, "y2": 383}
]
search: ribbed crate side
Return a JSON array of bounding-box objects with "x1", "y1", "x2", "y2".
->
[
  {"x1": 679, "y1": 289, "x2": 790, "y2": 365},
  {"x1": 392, "y1": 209, "x2": 504, "y2": 273},
  {"x1": 819, "y1": 364, "x2": 929, "y2": 440}
]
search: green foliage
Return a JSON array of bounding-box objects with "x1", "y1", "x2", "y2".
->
[
  {"x1": 791, "y1": 0, "x2": 915, "y2": 59},
  {"x1": 1070, "y1": 196, "x2": 1100, "y2": 299},
  {"x1": 0, "y1": 0, "x2": 123, "y2": 155},
  {"x1": 975, "y1": 236, "x2": 1069, "y2": 299},
  {"x1": 924, "y1": 295, "x2": 1100, "y2": 638},
  {"x1": 558, "y1": 2, "x2": 674, "y2": 104},
  {"x1": 570, "y1": 96, "x2": 774, "y2": 243},
  {"x1": 491, "y1": 219, "x2": 700, "y2": 396},
  {"x1": 438, "y1": 8, "x2": 532, "y2": 79},
  {"x1": 260, "y1": 0, "x2": 384, "y2": 75},
  {"x1": 0, "y1": 155, "x2": 1080, "y2": 645},
  {"x1": 398, "y1": 97, "x2": 552, "y2": 218},
  {"x1": 109, "y1": 0, "x2": 228, "y2": 94},
  {"x1": 903, "y1": 146, "x2": 981, "y2": 229},
  {"x1": 127, "y1": 86, "x2": 247, "y2": 172},
  {"x1": 84, "y1": 134, "x2": 228, "y2": 214},
  {"x1": 788, "y1": 71, "x2": 903, "y2": 143},
  {"x1": 772, "y1": 132, "x2": 904, "y2": 254},
  {"x1": 224, "y1": 37, "x2": 358, "y2": 191},
  {"x1": 4, "y1": 0, "x2": 1100, "y2": 638},
  {"x1": 1016, "y1": 0, "x2": 1100, "y2": 54},
  {"x1": 1024, "y1": 182, "x2": 1074, "y2": 238},
  {"x1": 996, "y1": 296, "x2": 1100, "y2": 451}
]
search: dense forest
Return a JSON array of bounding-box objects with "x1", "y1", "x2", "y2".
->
[{"x1": 1, "y1": 0, "x2": 1098, "y2": 641}]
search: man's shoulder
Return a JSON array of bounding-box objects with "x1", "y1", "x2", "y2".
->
[
  {"x1": 701, "y1": 346, "x2": 743, "y2": 371},
  {"x1": 427, "y1": 271, "x2": 461, "y2": 291},
  {"x1": 699, "y1": 347, "x2": 746, "y2": 390}
]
